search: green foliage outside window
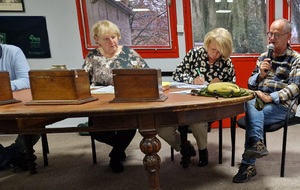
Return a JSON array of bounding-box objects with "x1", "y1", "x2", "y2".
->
[{"x1": 192, "y1": 0, "x2": 267, "y2": 54}]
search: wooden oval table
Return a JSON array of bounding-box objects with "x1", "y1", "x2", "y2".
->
[{"x1": 0, "y1": 89, "x2": 254, "y2": 190}]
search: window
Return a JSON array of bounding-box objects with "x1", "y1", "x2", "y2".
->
[
  {"x1": 290, "y1": 0, "x2": 300, "y2": 51},
  {"x1": 291, "y1": 0, "x2": 299, "y2": 44},
  {"x1": 183, "y1": 0, "x2": 275, "y2": 55},
  {"x1": 76, "y1": 0, "x2": 178, "y2": 58}
]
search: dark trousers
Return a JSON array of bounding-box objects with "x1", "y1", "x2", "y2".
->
[
  {"x1": 0, "y1": 134, "x2": 40, "y2": 169},
  {"x1": 14, "y1": 134, "x2": 40, "y2": 153},
  {"x1": 90, "y1": 129, "x2": 136, "y2": 160}
]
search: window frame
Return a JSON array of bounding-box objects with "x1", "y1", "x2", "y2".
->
[{"x1": 75, "y1": 0, "x2": 179, "y2": 59}]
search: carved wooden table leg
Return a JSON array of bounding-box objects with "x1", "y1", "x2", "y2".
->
[
  {"x1": 178, "y1": 125, "x2": 189, "y2": 168},
  {"x1": 140, "y1": 131, "x2": 161, "y2": 190},
  {"x1": 22, "y1": 134, "x2": 37, "y2": 174}
]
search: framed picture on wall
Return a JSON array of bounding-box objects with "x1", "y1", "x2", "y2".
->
[{"x1": 0, "y1": 0, "x2": 25, "y2": 12}]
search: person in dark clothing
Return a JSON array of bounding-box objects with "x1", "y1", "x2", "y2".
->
[{"x1": 83, "y1": 20, "x2": 149, "y2": 173}]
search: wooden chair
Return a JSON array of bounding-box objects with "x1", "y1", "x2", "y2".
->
[{"x1": 231, "y1": 95, "x2": 300, "y2": 177}]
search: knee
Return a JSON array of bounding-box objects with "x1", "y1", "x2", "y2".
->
[{"x1": 157, "y1": 127, "x2": 177, "y2": 139}]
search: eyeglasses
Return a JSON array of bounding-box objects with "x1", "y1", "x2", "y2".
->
[{"x1": 267, "y1": 32, "x2": 289, "y2": 40}]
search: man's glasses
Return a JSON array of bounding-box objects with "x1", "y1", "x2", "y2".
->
[{"x1": 267, "y1": 32, "x2": 289, "y2": 40}]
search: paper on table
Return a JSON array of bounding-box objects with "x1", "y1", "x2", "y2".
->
[
  {"x1": 168, "y1": 89, "x2": 192, "y2": 94},
  {"x1": 169, "y1": 81, "x2": 207, "y2": 89},
  {"x1": 91, "y1": 85, "x2": 115, "y2": 94}
]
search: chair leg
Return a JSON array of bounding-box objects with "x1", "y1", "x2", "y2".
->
[
  {"x1": 91, "y1": 136, "x2": 97, "y2": 164},
  {"x1": 41, "y1": 133, "x2": 49, "y2": 166},
  {"x1": 230, "y1": 116, "x2": 237, "y2": 166},
  {"x1": 264, "y1": 132, "x2": 267, "y2": 147},
  {"x1": 171, "y1": 147, "x2": 174, "y2": 161},
  {"x1": 281, "y1": 125, "x2": 288, "y2": 177},
  {"x1": 218, "y1": 120, "x2": 222, "y2": 164}
]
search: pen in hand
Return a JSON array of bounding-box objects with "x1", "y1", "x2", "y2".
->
[
  {"x1": 194, "y1": 68, "x2": 208, "y2": 85},
  {"x1": 196, "y1": 68, "x2": 203, "y2": 78}
]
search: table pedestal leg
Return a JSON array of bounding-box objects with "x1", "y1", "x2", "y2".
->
[{"x1": 140, "y1": 131, "x2": 161, "y2": 190}]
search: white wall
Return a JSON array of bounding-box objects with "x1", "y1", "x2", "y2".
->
[{"x1": 1, "y1": 0, "x2": 186, "y2": 71}]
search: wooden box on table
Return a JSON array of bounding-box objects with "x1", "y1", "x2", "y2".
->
[
  {"x1": 111, "y1": 68, "x2": 167, "y2": 102},
  {"x1": 26, "y1": 69, "x2": 98, "y2": 105},
  {"x1": 0, "y1": 71, "x2": 21, "y2": 105}
]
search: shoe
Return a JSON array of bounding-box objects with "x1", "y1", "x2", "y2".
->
[
  {"x1": 109, "y1": 152, "x2": 126, "y2": 162},
  {"x1": 180, "y1": 141, "x2": 196, "y2": 166},
  {"x1": 232, "y1": 163, "x2": 256, "y2": 183},
  {"x1": 186, "y1": 141, "x2": 196, "y2": 157},
  {"x1": 77, "y1": 122, "x2": 89, "y2": 136},
  {"x1": 180, "y1": 141, "x2": 196, "y2": 160},
  {"x1": 198, "y1": 148, "x2": 208, "y2": 167},
  {"x1": 9, "y1": 153, "x2": 31, "y2": 171},
  {"x1": 244, "y1": 140, "x2": 269, "y2": 159},
  {"x1": 109, "y1": 159, "x2": 124, "y2": 173},
  {"x1": 180, "y1": 141, "x2": 196, "y2": 157}
]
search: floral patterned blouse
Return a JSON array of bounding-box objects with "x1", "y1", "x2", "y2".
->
[
  {"x1": 173, "y1": 46, "x2": 236, "y2": 84},
  {"x1": 83, "y1": 46, "x2": 149, "y2": 86}
]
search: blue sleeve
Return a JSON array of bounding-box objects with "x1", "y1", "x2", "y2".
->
[
  {"x1": 248, "y1": 73, "x2": 259, "y2": 90},
  {"x1": 10, "y1": 48, "x2": 30, "y2": 91},
  {"x1": 270, "y1": 92, "x2": 280, "y2": 104}
]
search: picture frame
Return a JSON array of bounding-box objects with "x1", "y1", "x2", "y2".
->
[{"x1": 0, "y1": 0, "x2": 25, "y2": 12}]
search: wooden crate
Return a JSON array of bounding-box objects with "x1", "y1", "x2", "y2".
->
[
  {"x1": 111, "y1": 68, "x2": 167, "y2": 102},
  {"x1": 26, "y1": 69, "x2": 98, "y2": 105},
  {"x1": 0, "y1": 71, "x2": 21, "y2": 105}
]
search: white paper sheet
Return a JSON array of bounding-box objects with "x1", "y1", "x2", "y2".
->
[
  {"x1": 91, "y1": 85, "x2": 115, "y2": 94},
  {"x1": 169, "y1": 81, "x2": 207, "y2": 89}
]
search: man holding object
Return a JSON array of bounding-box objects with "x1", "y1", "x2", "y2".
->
[{"x1": 233, "y1": 18, "x2": 300, "y2": 183}]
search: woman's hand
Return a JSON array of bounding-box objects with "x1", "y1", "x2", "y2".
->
[{"x1": 193, "y1": 76, "x2": 206, "y2": 85}]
